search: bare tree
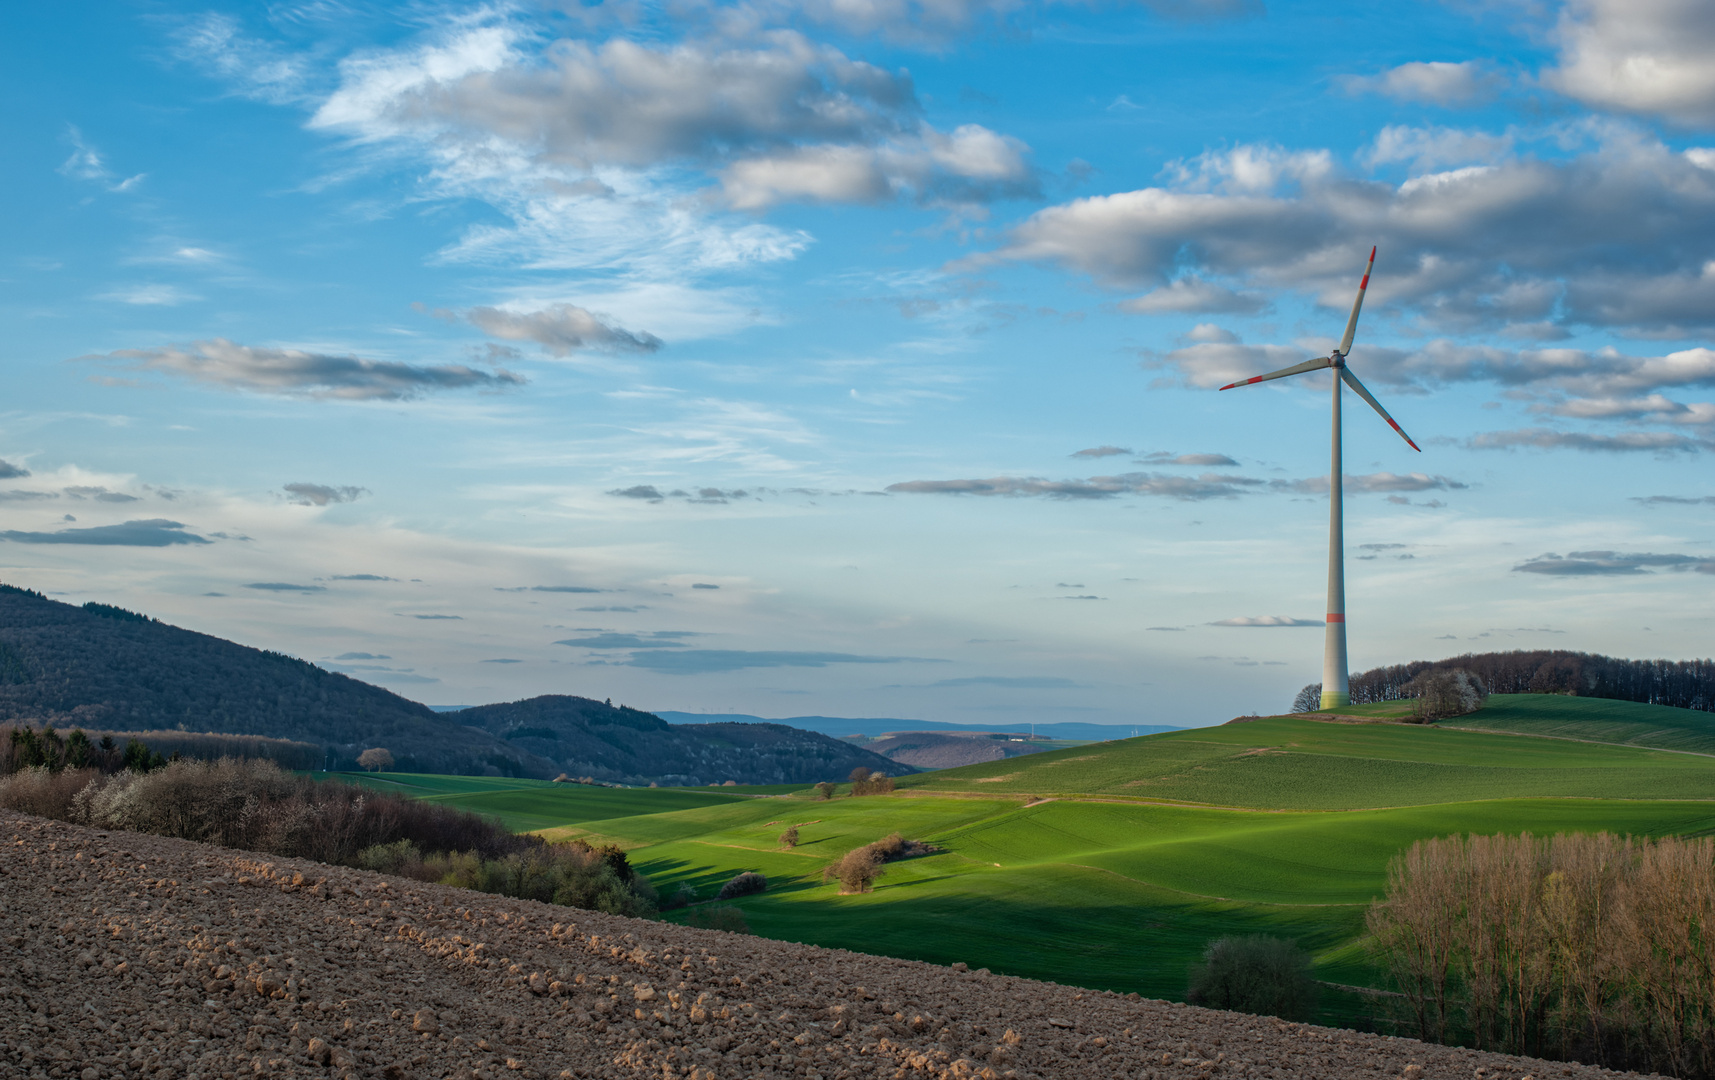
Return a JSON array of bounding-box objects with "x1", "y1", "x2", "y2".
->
[
  {"x1": 1292, "y1": 684, "x2": 1322, "y2": 713},
  {"x1": 357, "y1": 747, "x2": 395, "y2": 772}
]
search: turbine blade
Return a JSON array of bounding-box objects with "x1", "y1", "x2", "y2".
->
[
  {"x1": 1340, "y1": 366, "x2": 1421, "y2": 451},
  {"x1": 1337, "y1": 246, "x2": 1377, "y2": 356},
  {"x1": 1217, "y1": 355, "x2": 1332, "y2": 391}
]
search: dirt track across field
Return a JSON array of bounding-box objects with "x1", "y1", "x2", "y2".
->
[{"x1": 0, "y1": 810, "x2": 1663, "y2": 1080}]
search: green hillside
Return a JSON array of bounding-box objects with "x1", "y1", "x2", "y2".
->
[
  {"x1": 1443, "y1": 692, "x2": 1715, "y2": 755},
  {"x1": 894, "y1": 700, "x2": 1715, "y2": 807},
  {"x1": 363, "y1": 694, "x2": 1715, "y2": 1028},
  {"x1": 327, "y1": 772, "x2": 769, "y2": 832}
]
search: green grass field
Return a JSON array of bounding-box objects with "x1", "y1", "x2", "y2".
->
[
  {"x1": 351, "y1": 693, "x2": 1715, "y2": 1027},
  {"x1": 320, "y1": 772, "x2": 756, "y2": 832}
]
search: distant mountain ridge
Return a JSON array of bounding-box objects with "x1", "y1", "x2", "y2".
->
[
  {"x1": 654, "y1": 712, "x2": 1181, "y2": 741},
  {"x1": 0, "y1": 583, "x2": 912, "y2": 786},
  {"x1": 454, "y1": 696, "x2": 912, "y2": 787},
  {"x1": 0, "y1": 583, "x2": 546, "y2": 776}
]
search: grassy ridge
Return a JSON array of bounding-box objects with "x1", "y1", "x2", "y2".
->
[
  {"x1": 1444, "y1": 693, "x2": 1715, "y2": 755},
  {"x1": 896, "y1": 703, "x2": 1715, "y2": 808}
]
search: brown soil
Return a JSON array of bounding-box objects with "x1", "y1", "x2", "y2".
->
[{"x1": 0, "y1": 809, "x2": 1661, "y2": 1080}]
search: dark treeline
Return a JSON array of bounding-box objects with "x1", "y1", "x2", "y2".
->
[
  {"x1": 1341, "y1": 650, "x2": 1715, "y2": 713},
  {"x1": 2, "y1": 721, "x2": 321, "y2": 772}
]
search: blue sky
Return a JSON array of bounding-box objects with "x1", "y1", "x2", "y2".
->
[{"x1": 3, "y1": 0, "x2": 1713, "y2": 727}]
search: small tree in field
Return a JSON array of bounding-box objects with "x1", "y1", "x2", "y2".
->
[
  {"x1": 779, "y1": 826, "x2": 799, "y2": 849},
  {"x1": 814, "y1": 782, "x2": 836, "y2": 800},
  {"x1": 824, "y1": 847, "x2": 883, "y2": 893},
  {"x1": 358, "y1": 747, "x2": 395, "y2": 772},
  {"x1": 1292, "y1": 684, "x2": 1322, "y2": 713}
]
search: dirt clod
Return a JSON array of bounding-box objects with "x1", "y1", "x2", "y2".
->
[{"x1": 0, "y1": 809, "x2": 1666, "y2": 1079}]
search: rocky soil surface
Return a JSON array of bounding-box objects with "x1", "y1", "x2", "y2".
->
[{"x1": 1, "y1": 809, "x2": 1662, "y2": 1080}]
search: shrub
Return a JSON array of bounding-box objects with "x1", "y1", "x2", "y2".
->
[
  {"x1": 358, "y1": 747, "x2": 395, "y2": 772},
  {"x1": 849, "y1": 770, "x2": 895, "y2": 796},
  {"x1": 814, "y1": 782, "x2": 836, "y2": 800},
  {"x1": 686, "y1": 906, "x2": 751, "y2": 934},
  {"x1": 0, "y1": 767, "x2": 100, "y2": 819},
  {"x1": 717, "y1": 871, "x2": 767, "y2": 900},
  {"x1": 779, "y1": 826, "x2": 799, "y2": 848},
  {"x1": 1405, "y1": 668, "x2": 1488, "y2": 720},
  {"x1": 660, "y1": 881, "x2": 698, "y2": 911},
  {"x1": 1186, "y1": 935, "x2": 1319, "y2": 1021},
  {"x1": 821, "y1": 833, "x2": 936, "y2": 894}
]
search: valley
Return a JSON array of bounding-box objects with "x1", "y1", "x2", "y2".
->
[{"x1": 337, "y1": 694, "x2": 1715, "y2": 1030}]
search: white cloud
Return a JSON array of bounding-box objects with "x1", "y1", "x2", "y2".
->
[
  {"x1": 171, "y1": 12, "x2": 312, "y2": 105},
  {"x1": 970, "y1": 128, "x2": 1715, "y2": 337},
  {"x1": 1343, "y1": 61, "x2": 1504, "y2": 106},
  {"x1": 720, "y1": 124, "x2": 1034, "y2": 209},
  {"x1": 57, "y1": 126, "x2": 146, "y2": 193},
  {"x1": 302, "y1": 20, "x2": 1042, "y2": 291},
  {"x1": 1120, "y1": 276, "x2": 1267, "y2": 315},
  {"x1": 1544, "y1": 0, "x2": 1715, "y2": 126},
  {"x1": 1363, "y1": 125, "x2": 1514, "y2": 173},
  {"x1": 98, "y1": 285, "x2": 201, "y2": 307}
]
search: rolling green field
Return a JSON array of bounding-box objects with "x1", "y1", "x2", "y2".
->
[
  {"x1": 1444, "y1": 693, "x2": 1715, "y2": 755},
  {"x1": 321, "y1": 772, "x2": 759, "y2": 832},
  {"x1": 351, "y1": 694, "x2": 1715, "y2": 1027}
]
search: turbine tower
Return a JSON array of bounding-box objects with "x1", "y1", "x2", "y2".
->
[{"x1": 1218, "y1": 247, "x2": 1419, "y2": 710}]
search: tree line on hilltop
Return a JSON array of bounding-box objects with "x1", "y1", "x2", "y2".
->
[{"x1": 1296, "y1": 649, "x2": 1715, "y2": 714}]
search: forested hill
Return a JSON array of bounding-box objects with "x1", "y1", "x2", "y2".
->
[
  {"x1": 454, "y1": 695, "x2": 915, "y2": 787},
  {"x1": 0, "y1": 583, "x2": 549, "y2": 776}
]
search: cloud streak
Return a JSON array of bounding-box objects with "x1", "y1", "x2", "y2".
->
[
  {"x1": 85, "y1": 339, "x2": 525, "y2": 401},
  {"x1": 1514, "y1": 551, "x2": 1715, "y2": 576},
  {"x1": 467, "y1": 304, "x2": 662, "y2": 357},
  {"x1": 0, "y1": 519, "x2": 211, "y2": 547},
  {"x1": 619, "y1": 649, "x2": 942, "y2": 673},
  {"x1": 1211, "y1": 616, "x2": 1323, "y2": 627},
  {"x1": 284, "y1": 483, "x2": 367, "y2": 506}
]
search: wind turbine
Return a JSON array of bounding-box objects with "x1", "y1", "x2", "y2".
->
[{"x1": 1218, "y1": 247, "x2": 1419, "y2": 710}]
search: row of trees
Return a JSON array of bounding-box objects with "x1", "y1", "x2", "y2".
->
[
  {"x1": 1, "y1": 722, "x2": 328, "y2": 774},
  {"x1": 1298, "y1": 650, "x2": 1715, "y2": 713},
  {"x1": 1368, "y1": 831, "x2": 1715, "y2": 1078},
  {"x1": 3, "y1": 724, "x2": 166, "y2": 774},
  {"x1": 1294, "y1": 669, "x2": 1489, "y2": 720}
]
